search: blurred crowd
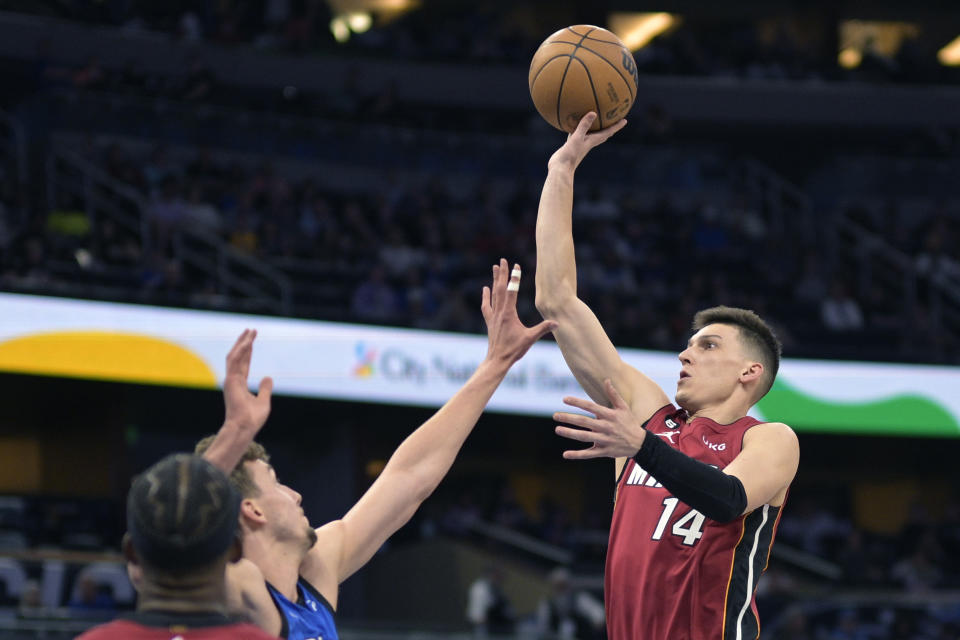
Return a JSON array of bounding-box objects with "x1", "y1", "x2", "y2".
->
[
  {"x1": 13, "y1": 1, "x2": 960, "y2": 85},
  {"x1": 3, "y1": 122, "x2": 959, "y2": 363}
]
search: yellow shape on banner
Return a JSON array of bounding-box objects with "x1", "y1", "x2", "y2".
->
[{"x1": 0, "y1": 331, "x2": 216, "y2": 388}]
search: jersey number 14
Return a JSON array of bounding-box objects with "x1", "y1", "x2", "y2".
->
[{"x1": 651, "y1": 497, "x2": 706, "y2": 546}]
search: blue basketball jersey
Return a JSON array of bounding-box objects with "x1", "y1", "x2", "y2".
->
[{"x1": 266, "y1": 578, "x2": 338, "y2": 640}]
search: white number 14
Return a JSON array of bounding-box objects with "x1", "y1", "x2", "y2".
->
[{"x1": 651, "y1": 497, "x2": 706, "y2": 546}]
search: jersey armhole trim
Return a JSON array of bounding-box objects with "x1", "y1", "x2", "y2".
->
[
  {"x1": 299, "y1": 576, "x2": 337, "y2": 616},
  {"x1": 264, "y1": 581, "x2": 290, "y2": 640}
]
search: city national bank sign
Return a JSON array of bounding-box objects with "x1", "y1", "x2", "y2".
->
[{"x1": 0, "y1": 292, "x2": 959, "y2": 436}]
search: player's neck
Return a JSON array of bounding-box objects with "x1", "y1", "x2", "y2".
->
[
  {"x1": 136, "y1": 574, "x2": 229, "y2": 616},
  {"x1": 687, "y1": 396, "x2": 753, "y2": 425},
  {"x1": 243, "y1": 535, "x2": 304, "y2": 602}
]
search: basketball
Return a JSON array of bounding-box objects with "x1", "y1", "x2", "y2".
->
[{"x1": 529, "y1": 25, "x2": 639, "y2": 133}]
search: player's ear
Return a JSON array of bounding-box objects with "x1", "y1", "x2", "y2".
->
[
  {"x1": 240, "y1": 498, "x2": 266, "y2": 525},
  {"x1": 122, "y1": 533, "x2": 138, "y2": 565},
  {"x1": 740, "y1": 361, "x2": 763, "y2": 386}
]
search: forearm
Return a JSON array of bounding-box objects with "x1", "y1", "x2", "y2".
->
[
  {"x1": 201, "y1": 420, "x2": 254, "y2": 473},
  {"x1": 535, "y1": 163, "x2": 579, "y2": 313},
  {"x1": 634, "y1": 435, "x2": 747, "y2": 522},
  {"x1": 384, "y1": 359, "x2": 508, "y2": 496}
]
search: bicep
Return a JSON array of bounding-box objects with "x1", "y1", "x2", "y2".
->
[
  {"x1": 324, "y1": 473, "x2": 420, "y2": 584},
  {"x1": 551, "y1": 296, "x2": 670, "y2": 413},
  {"x1": 723, "y1": 423, "x2": 799, "y2": 512}
]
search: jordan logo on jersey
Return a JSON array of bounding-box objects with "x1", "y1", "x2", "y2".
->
[{"x1": 656, "y1": 430, "x2": 680, "y2": 444}]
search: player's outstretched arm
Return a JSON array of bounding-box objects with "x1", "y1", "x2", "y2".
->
[
  {"x1": 201, "y1": 329, "x2": 274, "y2": 473},
  {"x1": 554, "y1": 380, "x2": 799, "y2": 518},
  {"x1": 305, "y1": 260, "x2": 556, "y2": 592},
  {"x1": 535, "y1": 113, "x2": 669, "y2": 426}
]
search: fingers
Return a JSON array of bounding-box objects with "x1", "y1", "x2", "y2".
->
[
  {"x1": 562, "y1": 447, "x2": 604, "y2": 461},
  {"x1": 226, "y1": 329, "x2": 256, "y2": 376},
  {"x1": 527, "y1": 319, "x2": 558, "y2": 342},
  {"x1": 562, "y1": 394, "x2": 606, "y2": 416},
  {"x1": 257, "y1": 376, "x2": 274, "y2": 403},
  {"x1": 602, "y1": 118, "x2": 628, "y2": 139},
  {"x1": 604, "y1": 378, "x2": 627, "y2": 409},
  {"x1": 554, "y1": 411, "x2": 597, "y2": 430},
  {"x1": 574, "y1": 112, "x2": 597, "y2": 137},
  {"x1": 226, "y1": 329, "x2": 251, "y2": 364},
  {"x1": 586, "y1": 118, "x2": 628, "y2": 148},
  {"x1": 555, "y1": 425, "x2": 597, "y2": 442},
  {"x1": 489, "y1": 258, "x2": 518, "y2": 311},
  {"x1": 505, "y1": 263, "x2": 521, "y2": 305},
  {"x1": 481, "y1": 285, "x2": 492, "y2": 325}
]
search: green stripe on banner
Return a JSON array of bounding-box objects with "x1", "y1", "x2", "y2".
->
[{"x1": 755, "y1": 379, "x2": 960, "y2": 437}]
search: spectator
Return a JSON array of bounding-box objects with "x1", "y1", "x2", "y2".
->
[
  {"x1": 352, "y1": 265, "x2": 399, "y2": 322},
  {"x1": 535, "y1": 567, "x2": 605, "y2": 640},
  {"x1": 466, "y1": 566, "x2": 516, "y2": 637},
  {"x1": 821, "y1": 281, "x2": 864, "y2": 331},
  {"x1": 68, "y1": 576, "x2": 116, "y2": 617}
]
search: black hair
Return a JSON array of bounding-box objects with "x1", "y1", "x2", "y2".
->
[{"x1": 126, "y1": 454, "x2": 240, "y2": 571}]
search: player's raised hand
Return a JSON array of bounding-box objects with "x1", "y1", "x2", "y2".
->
[
  {"x1": 554, "y1": 378, "x2": 647, "y2": 460},
  {"x1": 548, "y1": 112, "x2": 628, "y2": 172},
  {"x1": 481, "y1": 258, "x2": 557, "y2": 368},
  {"x1": 223, "y1": 329, "x2": 273, "y2": 437}
]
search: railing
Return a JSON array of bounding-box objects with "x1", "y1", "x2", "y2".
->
[
  {"x1": 46, "y1": 148, "x2": 293, "y2": 314},
  {"x1": 741, "y1": 156, "x2": 816, "y2": 246},
  {"x1": 835, "y1": 217, "x2": 960, "y2": 350}
]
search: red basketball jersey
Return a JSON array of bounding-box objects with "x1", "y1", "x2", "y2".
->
[
  {"x1": 605, "y1": 405, "x2": 785, "y2": 640},
  {"x1": 77, "y1": 618, "x2": 277, "y2": 640}
]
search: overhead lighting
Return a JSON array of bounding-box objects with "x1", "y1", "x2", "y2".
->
[
  {"x1": 609, "y1": 12, "x2": 678, "y2": 51},
  {"x1": 326, "y1": 0, "x2": 420, "y2": 25},
  {"x1": 837, "y1": 20, "x2": 919, "y2": 69},
  {"x1": 347, "y1": 11, "x2": 372, "y2": 33},
  {"x1": 838, "y1": 47, "x2": 863, "y2": 69},
  {"x1": 330, "y1": 16, "x2": 350, "y2": 43},
  {"x1": 939, "y1": 35, "x2": 960, "y2": 66}
]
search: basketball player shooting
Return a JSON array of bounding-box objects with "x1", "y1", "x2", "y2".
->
[
  {"x1": 534, "y1": 112, "x2": 800, "y2": 640},
  {"x1": 199, "y1": 259, "x2": 556, "y2": 639}
]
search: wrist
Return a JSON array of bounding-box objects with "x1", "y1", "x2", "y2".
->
[
  {"x1": 547, "y1": 156, "x2": 578, "y2": 175},
  {"x1": 630, "y1": 428, "x2": 647, "y2": 455},
  {"x1": 477, "y1": 357, "x2": 511, "y2": 380},
  {"x1": 219, "y1": 417, "x2": 254, "y2": 436}
]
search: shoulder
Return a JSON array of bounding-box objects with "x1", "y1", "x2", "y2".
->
[
  {"x1": 225, "y1": 559, "x2": 282, "y2": 635},
  {"x1": 74, "y1": 621, "x2": 135, "y2": 640},
  {"x1": 743, "y1": 422, "x2": 799, "y2": 453}
]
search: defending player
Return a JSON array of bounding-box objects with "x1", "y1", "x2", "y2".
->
[
  {"x1": 199, "y1": 259, "x2": 555, "y2": 638},
  {"x1": 78, "y1": 454, "x2": 276, "y2": 640},
  {"x1": 534, "y1": 112, "x2": 800, "y2": 640}
]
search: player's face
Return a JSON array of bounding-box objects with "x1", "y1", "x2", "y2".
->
[
  {"x1": 675, "y1": 323, "x2": 753, "y2": 412},
  {"x1": 246, "y1": 460, "x2": 317, "y2": 551}
]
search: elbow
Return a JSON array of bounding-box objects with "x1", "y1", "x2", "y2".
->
[
  {"x1": 706, "y1": 503, "x2": 745, "y2": 524},
  {"x1": 534, "y1": 287, "x2": 575, "y2": 319}
]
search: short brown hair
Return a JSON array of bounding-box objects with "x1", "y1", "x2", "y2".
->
[
  {"x1": 692, "y1": 306, "x2": 781, "y2": 400},
  {"x1": 194, "y1": 437, "x2": 270, "y2": 498}
]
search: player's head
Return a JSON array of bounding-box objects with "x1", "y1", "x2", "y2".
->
[
  {"x1": 676, "y1": 306, "x2": 781, "y2": 412},
  {"x1": 194, "y1": 437, "x2": 317, "y2": 554},
  {"x1": 124, "y1": 454, "x2": 241, "y2": 585}
]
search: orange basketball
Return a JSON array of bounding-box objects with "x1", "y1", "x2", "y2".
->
[{"x1": 528, "y1": 25, "x2": 639, "y2": 133}]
